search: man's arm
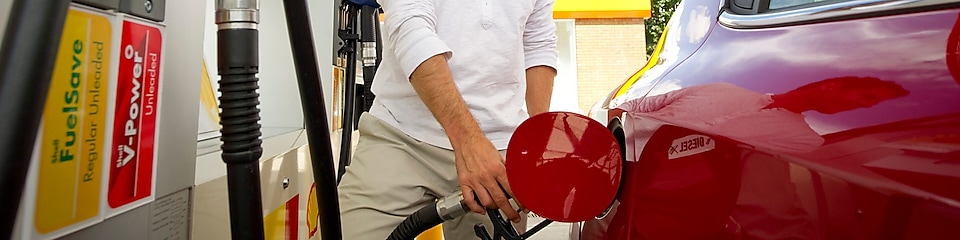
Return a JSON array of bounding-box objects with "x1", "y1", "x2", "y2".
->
[
  {"x1": 380, "y1": 0, "x2": 520, "y2": 221},
  {"x1": 525, "y1": 66, "x2": 556, "y2": 116},
  {"x1": 522, "y1": 0, "x2": 558, "y2": 116},
  {"x1": 409, "y1": 55, "x2": 522, "y2": 222}
]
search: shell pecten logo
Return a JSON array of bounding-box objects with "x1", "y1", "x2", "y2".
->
[{"x1": 265, "y1": 194, "x2": 300, "y2": 240}]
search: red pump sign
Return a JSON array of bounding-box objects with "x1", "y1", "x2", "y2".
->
[{"x1": 108, "y1": 19, "x2": 162, "y2": 209}]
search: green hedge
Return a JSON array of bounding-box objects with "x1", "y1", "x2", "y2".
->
[{"x1": 645, "y1": 0, "x2": 682, "y2": 56}]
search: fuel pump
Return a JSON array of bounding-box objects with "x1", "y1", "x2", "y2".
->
[
  {"x1": 218, "y1": 0, "x2": 385, "y2": 239},
  {"x1": 216, "y1": 0, "x2": 382, "y2": 239},
  {"x1": 333, "y1": 0, "x2": 382, "y2": 183}
]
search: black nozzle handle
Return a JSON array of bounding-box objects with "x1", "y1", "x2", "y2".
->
[{"x1": 217, "y1": 28, "x2": 266, "y2": 240}]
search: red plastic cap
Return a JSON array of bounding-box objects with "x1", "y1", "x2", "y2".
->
[{"x1": 506, "y1": 112, "x2": 622, "y2": 222}]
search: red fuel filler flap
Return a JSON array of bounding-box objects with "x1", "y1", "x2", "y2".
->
[{"x1": 506, "y1": 112, "x2": 623, "y2": 222}]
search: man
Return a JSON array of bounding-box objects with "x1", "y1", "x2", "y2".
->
[{"x1": 337, "y1": 0, "x2": 558, "y2": 238}]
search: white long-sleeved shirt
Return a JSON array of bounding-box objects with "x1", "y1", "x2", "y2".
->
[
  {"x1": 615, "y1": 83, "x2": 824, "y2": 153},
  {"x1": 369, "y1": 0, "x2": 558, "y2": 150}
]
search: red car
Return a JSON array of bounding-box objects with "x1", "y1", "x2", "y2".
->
[{"x1": 574, "y1": 0, "x2": 960, "y2": 239}]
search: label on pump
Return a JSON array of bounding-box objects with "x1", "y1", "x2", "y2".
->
[
  {"x1": 24, "y1": 5, "x2": 118, "y2": 240},
  {"x1": 106, "y1": 17, "x2": 163, "y2": 215}
]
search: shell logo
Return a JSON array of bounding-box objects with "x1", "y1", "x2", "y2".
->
[{"x1": 264, "y1": 194, "x2": 299, "y2": 240}]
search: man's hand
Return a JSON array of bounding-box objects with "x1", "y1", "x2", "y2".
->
[
  {"x1": 408, "y1": 54, "x2": 521, "y2": 222},
  {"x1": 453, "y1": 136, "x2": 521, "y2": 222}
]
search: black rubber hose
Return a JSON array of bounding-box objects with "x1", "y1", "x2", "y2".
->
[
  {"x1": 0, "y1": 0, "x2": 70, "y2": 238},
  {"x1": 281, "y1": 0, "x2": 343, "y2": 239},
  {"x1": 218, "y1": 28, "x2": 266, "y2": 240},
  {"x1": 386, "y1": 202, "x2": 444, "y2": 240},
  {"x1": 336, "y1": 3, "x2": 360, "y2": 184}
]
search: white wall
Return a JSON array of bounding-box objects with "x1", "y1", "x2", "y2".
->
[{"x1": 202, "y1": 0, "x2": 336, "y2": 131}]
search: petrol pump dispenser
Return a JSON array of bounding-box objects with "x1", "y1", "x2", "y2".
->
[{"x1": 10, "y1": 1, "x2": 171, "y2": 239}]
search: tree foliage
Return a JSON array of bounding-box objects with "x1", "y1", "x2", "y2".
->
[{"x1": 645, "y1": 0, "x2": 682, "y2": 55}]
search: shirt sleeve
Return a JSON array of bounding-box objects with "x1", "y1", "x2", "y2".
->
[
  {"x1": 379, "y1": 0, "x2": 453, "y2": 78},
  {"x1": 523, "y1": 0, "x2": 558, "y2": 70}
]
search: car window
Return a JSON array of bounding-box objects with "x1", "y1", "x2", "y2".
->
[
  {"x1": 728, "y1": 0, "x2": 851, "y2": 14},
  {"x1": 734, "y1": 0, "x2": 757, "y2": 9},
  {"x1": 722, "y1": 0, "x2": 959, "y2": 28},
  {"x1": 769, "y1": 0, "x2": 818, "y2": 9},
  {"x1": 769, "y1": 0, "x2": 844, "y2": 10}
]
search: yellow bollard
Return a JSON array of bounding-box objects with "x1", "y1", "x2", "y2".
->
[{"x1": 415, "y1": 224, "x2": 443, "y2": 240}]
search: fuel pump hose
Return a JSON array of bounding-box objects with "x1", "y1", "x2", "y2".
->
[{"x1": 387, "y1": 190, "x2": 468, "y2": 240}]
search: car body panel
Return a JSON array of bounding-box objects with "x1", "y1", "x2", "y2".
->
[
  {"x1": 599, "y1": 0, "x2": 723, "y2": 115},
  {"x1": 579, "y1": 0, "x2": 960, "y2": 239}
]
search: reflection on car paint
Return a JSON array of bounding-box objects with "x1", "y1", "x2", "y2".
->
[
  {"x1": 614, "y1": 77, "x2": 907, "y2": 154},
  {"x1": 581, "y1": 0, "x2": 960, "y2": 239},
  {"x1": 607, "y1": 0, "x2": 720, "y2": 109}
]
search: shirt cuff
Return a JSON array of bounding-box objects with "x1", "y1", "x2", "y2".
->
[{"x1": 524, "y1": 49, "x2": 558, "y2": 70}]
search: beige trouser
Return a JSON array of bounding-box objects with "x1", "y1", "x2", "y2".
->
[{"x1": 339, "y1": 114, "x2": 522, "y2": 239}]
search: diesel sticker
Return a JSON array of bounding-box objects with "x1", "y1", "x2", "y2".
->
[{"x1": 668, "y1": 134, "x2": 715, "y2": 160}]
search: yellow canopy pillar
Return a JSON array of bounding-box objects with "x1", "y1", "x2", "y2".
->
[{"x1": 553, "y1": 0, "x2": 652, "y2": 19}]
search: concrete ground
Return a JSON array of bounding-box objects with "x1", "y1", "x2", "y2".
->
[{"x1": 525, "y1": 215, "x2": 574, "y2": 240}]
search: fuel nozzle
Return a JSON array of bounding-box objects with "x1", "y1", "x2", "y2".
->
[
  {"x1": 386, "y1": 191, "x2": 463, "y2": 240},
  {"x1": 437, "y1": 188, "x2": 536, "y2": 240},
  {"x1": 387, "y1": 187, "x2": 525, "y2": 240},
  {"x1": 438, "y1": 184, "x2": 520, "y2": 221},
  {"x1": 436, "y1": 190, "x2": 469, "y2": 221}
]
